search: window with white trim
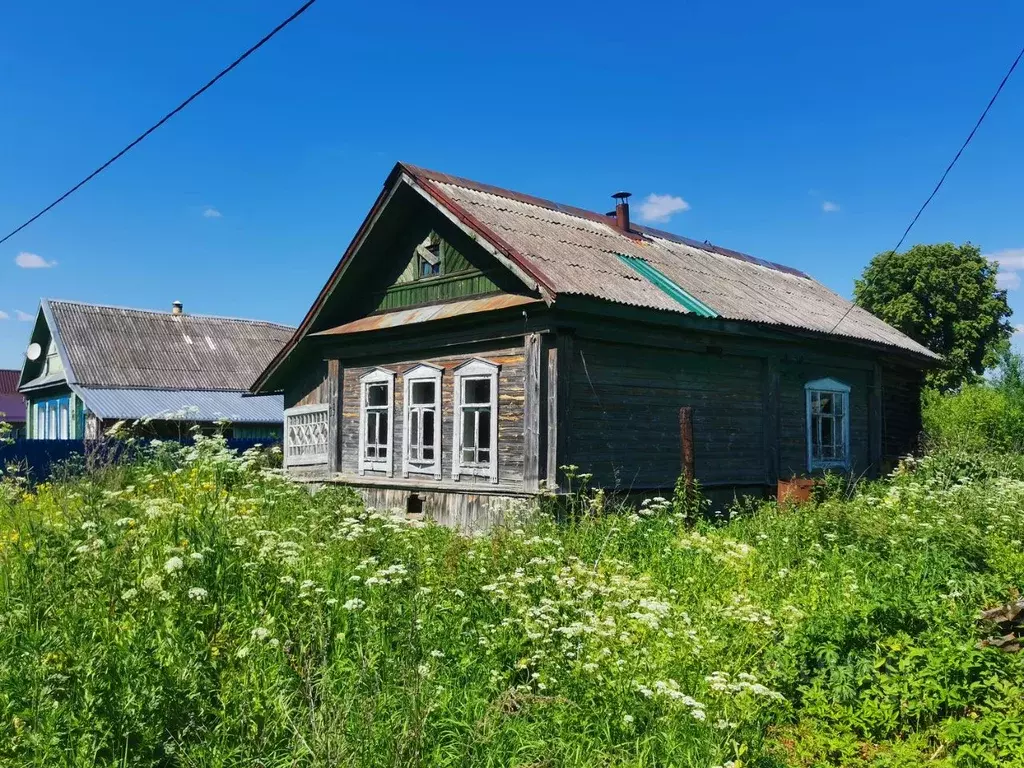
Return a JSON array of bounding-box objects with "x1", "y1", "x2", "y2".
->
[
  {"x1": 403, "y1": 364, "x2": 442, "y2": 478},
  {"x1": 359, "y1": 368, "x2": 395, "y2": 475},
  {"x1": 453, "y1": 358, "x2": 499, "y2": 483},
  {"x1": 805, "y1": 378, "x2": 851, "y2": 471}
]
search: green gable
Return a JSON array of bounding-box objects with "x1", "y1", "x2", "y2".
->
[{"x1": 375, "y1": 232, "x2": 501, "y2": 312}]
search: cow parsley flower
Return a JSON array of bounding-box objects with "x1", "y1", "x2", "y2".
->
[
  {"x1": 163, "y1": 556, "x2": 184, "y2": 573},
  {"x1": 188, "y1": 587, "x2": 208, "y2": 601}
]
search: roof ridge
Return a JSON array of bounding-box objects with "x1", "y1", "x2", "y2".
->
[
  {"x1": 44, "y1": 298, "x2": 295, "y2": 329},
  {"x1": 401, "y1": 163, "x2": 811, "y2": 279}
]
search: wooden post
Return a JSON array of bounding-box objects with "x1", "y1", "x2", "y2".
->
[
  {"x1": 762, "y1": 358, "x2": 780, "y2": 486},
  {"x1": 546, "y1": 332, "x2": 572, "y2": 492},
  {"x1": 326, "y1": 360, "x2": 341, "y2": 475},
  {"x1": 523, "y1": 332, "x2": 542, "y2": 493},
  {"x1": 868, "y1": 362, "x2": 883, "y2": 476},
  {"x1": 679, "y1": 406, "x2": 694, "y2": 486}
]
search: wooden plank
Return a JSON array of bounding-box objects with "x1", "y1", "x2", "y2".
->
[
  {"x1": 762, "y1": 357, "x2": 780, "y2": 485},
  {"x1": 868, "y1": 361, "x2": 883, "y2": 476},
  {"x1": 679, "y1": 406, "x2": 694, "y2": 485},
  {"x1": 554, "y1": 333, "x2": 573, "y2": 490},
  {"x1": 523, "y1": 332, "x2": 542, "y2": 492}
]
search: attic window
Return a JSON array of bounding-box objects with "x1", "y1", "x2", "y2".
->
[{"x1": 415, "y1": 237, "x2": 442, "y2": 279}]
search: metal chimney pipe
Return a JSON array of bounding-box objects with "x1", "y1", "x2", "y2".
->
[{"x1": 171, "y1": 300, "x2": 183, "y2": 316}]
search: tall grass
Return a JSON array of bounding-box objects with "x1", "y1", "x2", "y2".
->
[{"x1": 2, "y1": 438, "x2": 1024, "y2": 766}]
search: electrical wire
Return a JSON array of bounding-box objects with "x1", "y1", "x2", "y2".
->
[
  {"x1": 829, "y1": 42, "x2": 1024, "y2": 334},
  {"x1": 0, "y1": 0, "x2": 319, "y2": 247}
]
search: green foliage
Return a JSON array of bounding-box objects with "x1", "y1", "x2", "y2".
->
[
  {"x1": 2, "y1": 444, "x2": 1024, "y2": 766},
  {"x1": 922, "y1": 352, "x2": 1024, "y2": 453},
  {"x1": 853, "y1": 243, "x2": 1012, "y2": 391}
]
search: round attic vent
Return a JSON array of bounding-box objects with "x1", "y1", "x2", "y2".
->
[{"x1": 26, "y1": 342, "x2": 42, "y2": 361}]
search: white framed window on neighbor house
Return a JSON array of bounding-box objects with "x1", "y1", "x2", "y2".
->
[
  {"x1": 359, "y1": 368, "x2": 395, "y2": 475},
  {"x1": 452, "y1": 358, "x2": 499, "y2": 483},
  {"x1": 805, "y1": 377, "x2": 851, "y2": 471},
  {"x1": 403, "y1": 363, "x2": 442, "y2": 478}
]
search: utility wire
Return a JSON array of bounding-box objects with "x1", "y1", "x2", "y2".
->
[
  {"x1": 0, "y1": 0, "x2": 319, "y2": 247},
  {"x1": 830, "y1": 42, "x2": 1024, "y2": 334}
]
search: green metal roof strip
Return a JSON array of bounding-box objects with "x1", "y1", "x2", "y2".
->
[{"x1": 616, "y1": 254, "x2": 719, "y2": 318}]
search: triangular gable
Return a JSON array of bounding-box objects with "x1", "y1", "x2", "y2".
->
[
  {"x1": 252, "y1": 164, "x2": 552, "y2": 393},
  {"x1": 18, "y1": 301, "x2": 75, "y2": 391}
]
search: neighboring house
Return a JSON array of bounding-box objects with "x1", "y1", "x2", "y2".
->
[
  {"x1": 19, "y1": 299, "x2": 293, "y2": 440},
  {"x1": 251, "y1": 163, "x2": 937, "y2": 527},
  {"x1": 0, "y1": 369, "x2": 28, "y2": 439}
]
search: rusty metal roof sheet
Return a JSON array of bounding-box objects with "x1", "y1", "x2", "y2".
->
[
  {"x1": 406, "y1": 167, "x2": 936, "y2": 360},
  {"x1": 314, "y1": 294, "x2": 539, "y2": 336}
]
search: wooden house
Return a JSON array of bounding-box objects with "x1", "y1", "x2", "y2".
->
[
  {"x1": 251, "y1": 164, "x2": 937, "y2": 527},
  {"x1": 0, "y1": 369, "x2": 28, "y2": 439},
  {"x1": 19, "y1": 299, "x2": 293, "y2": 440}
]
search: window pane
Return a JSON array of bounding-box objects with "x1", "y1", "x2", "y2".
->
[
  {"x1": 366, "y1": 412, "x2": 376, "y2": 444},
  {"x1": 412, "y1": 380, "x2": 435, "y2": 405},
  {"x1": 478, "y1": 408, "x2": 491, "y2": 447},
  {"x1": 819, "y1": 393, "x2": 833, "y2": 415},
  {"x1": 410, "y1": 410, "x2": 419, "y2": 447},
  {"x1": 462, "y1": 412, "x2": 476, "y2": 448},
  {"x1": 423, "y1": 447, "x2": 434, "y2": 460},
  {"x1": 462, "y1": 448, "x2": 475, "y2": 464},
  {"x1": 367, "y1": 445, "x2": 377, "y2": 459},
  {"x1": 464, "y1": 378, "x2": 490, "y2": 404},
  {"x1": 367, "y1": 383, "x2": 387, "y2": 407},
  {"x1": 478, "y1": 448, "x2": 490, "y2": 462},
  {"x1": 379, "y1": 447, "x2": 387, "y2": 458},
  {"x1": 821, "y1": 414, "x2": 834, "y2": 452},
  {"x1": 378, "y1": 412, "x2": 389, "y2": 444},
  {"x1": 423, "y1": 410, "x2": 435, "y2": 445}
]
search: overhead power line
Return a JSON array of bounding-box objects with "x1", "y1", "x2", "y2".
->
[
  {"x1": 830, "y1": 42, "x2": 1024, "y2": 334},
  {"x1": 0, "y1": 0, "x2": 319, "y2": 247}
]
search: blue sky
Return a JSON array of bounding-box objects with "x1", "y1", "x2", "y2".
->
[{"x1": 2, "y1": 1, "x2": 1023, "y2": 369}]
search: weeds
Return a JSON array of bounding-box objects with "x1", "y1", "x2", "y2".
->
[{"x1": 1, "y1": 441, "x2": 1023, "y2": 766}]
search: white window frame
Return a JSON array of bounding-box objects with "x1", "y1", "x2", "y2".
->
[
  {"x1": 805, "y1": 377, "x2": 851, "y2": 472},
  {"x1": 359, "y1": 368, "x2": 396, "y2": 476},
  {"x1": 402, "y1": 363, "x2": 443, "y2": 479},
  {"x1": 452, "y1": 358, "x2": 500, "y2": 483}
]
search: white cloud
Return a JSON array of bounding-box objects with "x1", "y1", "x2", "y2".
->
[
  {"x1": 998, "y1": 270, "x2": 1021, "y2": 290},
  {"x1": 637, "y1": 193, "x2": 690, "y2": 223},
  {"x1": 822, "y1": 201, "x2": 840, "y2": 213},
  {"x1": 986, "y1": 248, "x2": 1024, "y2": 291},
  {"x1": 1014, "y1": 323, "x2": 1024, "y2": 337},
  {"x1": 15, "y1": 251, "x2": 55, "y2": 268},
  {"x1": 0, "y1": 310, "x2": 8, "y2": 320},
  {"x1": 202, "y1": 207, "x2": 223, "y2": 218},
  {"x1": 15, "y1": 310, "x2": 33, "y2": 322}
]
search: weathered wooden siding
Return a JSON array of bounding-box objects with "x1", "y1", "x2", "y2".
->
[
  {"x1": 284, "y1": 359, "x2": 329, "y2": 409},
  {"x1": 352, "y1": 486, "x2": 529, "y2": 531},
  {"x1": 567, "y1": 339, "x2": 766, "y2": 489},
  {"x1": 778, "y1": 361, "x2": 871, "y2": 479},
  {"x1": 376, "y1": 272, "x2": 501, "y2": 312},
  {"x1": 340, "y1": 345, "x2": 526, "y2": 489},
  {"x1": 882, "y1": 364, "x2": 923, "y2": 464}
]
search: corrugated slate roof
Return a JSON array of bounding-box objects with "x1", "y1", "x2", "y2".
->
[
  {"x1": 74, "y1": 387, "x2": 284, "y2": 423},
  {"x1": 414, "y1": 170, "x2": 936, "y2": 359},
  {"x1": 46, "y1": 300, "x2": 295, "y2": 390}
]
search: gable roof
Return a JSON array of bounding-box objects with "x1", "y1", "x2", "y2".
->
[
  {"x1": 253, "y1": 163, "x2": 936, "y2": 391},
  {"x1": 23, "y1": 300, "x2": 294, "y2": 392}
]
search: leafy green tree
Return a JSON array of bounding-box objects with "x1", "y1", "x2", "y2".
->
[{"x1": 854, "y1": 242, "x2": 1012, "y2": 391}]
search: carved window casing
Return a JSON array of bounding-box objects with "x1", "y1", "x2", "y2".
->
[
  {"x1": 284, "y1": 404, "x2": 329, "y2": 466},
  {"x1": 805, "y1": 377, "x2": 851, "y2": 471},
  {"x1": 359, "y1": 368, "x2": 395, "y2": 476},
  {"x1": 403, "y1": 363, "x2": 442, "y2": 478},
  {"x1": 452, "y1": 358, "x2": 499, "y2": 483}
]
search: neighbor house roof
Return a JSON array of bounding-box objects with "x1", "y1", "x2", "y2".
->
[
  {"x1": 253, "y1": 163, "x2": 936, "y2": 391},
  {"x1": 78, "y1": 388, "x2": 284, "y2": 423},
  {"x1": 29, "y1": 299, "x2": 295, "y2": 391},
  {"x1": 0, "y1": 369, "x2": 27, "y2": 424}
]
